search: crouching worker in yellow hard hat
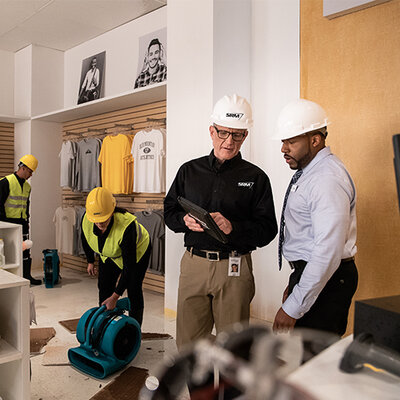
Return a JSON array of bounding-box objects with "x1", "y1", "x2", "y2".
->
[
  {"x1": 0, "y1": 154, "x2": 41, "y2": 285},
  {"x1": 81, "y1": 187, "x2": 151, "y2": 325}
]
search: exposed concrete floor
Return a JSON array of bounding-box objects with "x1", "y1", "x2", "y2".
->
[{"x1": 29, "y1": 267, "x2": 179, "y2": 399}]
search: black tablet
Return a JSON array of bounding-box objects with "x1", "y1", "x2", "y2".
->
[{"x1": 177, "y1": 196, "x2": 228, "y2": 244}]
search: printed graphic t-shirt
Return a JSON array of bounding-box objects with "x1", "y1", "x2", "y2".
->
[{"x1": 131, "y1": 129, "x2": 165, "y2": 193}]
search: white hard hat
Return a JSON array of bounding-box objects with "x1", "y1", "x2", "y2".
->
[
  {"x1": 211, "y1": 94, "x2": 253, "y2": 130},
  {"x1": 274, "y1": 99, "x2": 329, "y2": 140}
]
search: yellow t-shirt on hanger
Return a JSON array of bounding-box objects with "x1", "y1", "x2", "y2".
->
[{"x1": 98, "y1": 134, "x2": 133, "y2": 194}]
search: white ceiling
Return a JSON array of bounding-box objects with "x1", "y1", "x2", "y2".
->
[{"x1": 0, "y1": 0, "x2": 167, "y2": 53}]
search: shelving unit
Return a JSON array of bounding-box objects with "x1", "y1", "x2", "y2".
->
[
  {"x1": 0, "y1": 114, "x2": 30, "y2": 123},
  {"x1": 0, "y1": 221, "x2": 22, "y2": 276},
  {"x1": 32, "y1": 81, "x2": 167, "y2": 123},
  {"x1": 0, "y1": 267, "x2": 30, "y2": 400}
]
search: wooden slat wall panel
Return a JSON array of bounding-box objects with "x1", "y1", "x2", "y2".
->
[
  {"x1": 0, "y1": 123, "x2": 14, "y2": 179},
  {"x1": 61, "y1": 102, "x2": 166, "y2": 294}
]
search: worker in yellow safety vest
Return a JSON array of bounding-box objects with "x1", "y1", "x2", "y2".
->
[
  {"x1": 0, "y1": 154, "x2": 41, "y2": 284},
  {"x1": 81, "y1": 187, "x2": 151, "y2": 325}
]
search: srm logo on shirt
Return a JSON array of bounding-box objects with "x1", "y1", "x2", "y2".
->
[
  {"x1": 238, "y1": 182, "x2": 254, "y2": 189},
  {"x1": 226, "y1": 112, "x2": 244, "y2": 120}
]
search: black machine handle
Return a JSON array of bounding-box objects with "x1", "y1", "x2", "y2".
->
[{"x1": 340, "y1": 332, "x2": 400, "y2": 377}]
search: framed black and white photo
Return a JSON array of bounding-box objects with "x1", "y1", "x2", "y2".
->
[
  {"x1": 134, "y1": 28, "x2": 167, "y2": 89},
  {"x1": 77, "y1": 51, "x2": 106, "y2": 104}
]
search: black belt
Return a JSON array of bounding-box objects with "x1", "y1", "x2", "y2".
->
[
  {"x1": 187, "y1": 247, "x2": 232, "y2": 261},
  {"x1": 288, "y1": 256, "x2": 355, "y2": 270}
]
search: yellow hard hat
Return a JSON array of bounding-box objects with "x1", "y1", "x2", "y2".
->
[
  {"x1": 19, "y1": 154, "x2": 38, "y2": 172},
  {"x1": 85, "y1": 187, "x2": 116, "y2": 223}
]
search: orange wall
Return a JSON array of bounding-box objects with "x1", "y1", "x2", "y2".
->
[{"x1": 301, "y1": 0, "x2": 400, "y2": 332}]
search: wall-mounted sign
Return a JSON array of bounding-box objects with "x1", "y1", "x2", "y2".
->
[{"x1": 323, "y1": 0, "x2": 391, "y2": 19}]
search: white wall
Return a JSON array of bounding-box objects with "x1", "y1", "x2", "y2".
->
[
  {"x1": 14, "y1": 46, "x2": 32, "y2": 118},
  {"x1": 13, "y1": 45, "x2": 64, "y2": 268},
  {"x1": 165, "y1": 0, "x2": 215, "y2": 314},
  {"x1": 31, "y1": 46, "x2": 64, "y2": 116},
  {"x1": 30, "y1": 121, "x2": 62, "y2": 267},
  {"x1": 64, "y1": 6, "x2": 166, "y2": 108},
  {"x1": 13, "y1": 118, "x2": 62, "y2": 268},
  {"x1": 14, "y1": 121, "x2": 32, "y2": 164},
  {"x1": 250, "y1": 0, "x2": 300, "y2": 321},
  {"x1": 0, "y1": 49, "x2": 14, "y2": 116},
  {"x1": 213, "y1": 0, "x2": 252, "y2": 159}
]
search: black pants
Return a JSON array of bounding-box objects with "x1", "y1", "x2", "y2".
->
[
  {"x1": 18, "y1": 220, "x2": 33, "y2": 279},
  {"x1": 288, "y1": 259, "x2": 358, "y2": 336},
  {"x1": 97, "y1": 245, "x2": 151, "y2": 326}
]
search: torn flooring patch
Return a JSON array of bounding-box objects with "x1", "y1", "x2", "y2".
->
[
  {"x1": 30, "y1": 327, "x2": 56, "y2": 354},
  {"x1": 59, "y1": 318, "x2": 80, "y2": 333},
  {"x1": 142, "y1": 332, "x2": 172, "y2": 340}
]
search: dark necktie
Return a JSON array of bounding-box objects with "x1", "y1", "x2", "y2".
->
[{"x1": 278, "y1": 169, "x2": 303, "y2": 270}]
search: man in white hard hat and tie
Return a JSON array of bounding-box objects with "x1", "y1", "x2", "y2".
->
[{"x1": 273, "y1": 99, "x2": 358, "y2": 354}]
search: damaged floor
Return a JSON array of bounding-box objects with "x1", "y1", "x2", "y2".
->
[{"x1": 29, "y1": 267, "x2": 178, "y2": 399}]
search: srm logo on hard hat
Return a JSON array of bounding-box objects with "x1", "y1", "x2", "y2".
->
[{"x1": 226, "y1": 112, "x2": 244, "y2": 120}]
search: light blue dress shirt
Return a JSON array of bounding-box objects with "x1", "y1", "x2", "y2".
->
[{"x1": 282, "y1": 146, "x2": 357, "y2": 319}]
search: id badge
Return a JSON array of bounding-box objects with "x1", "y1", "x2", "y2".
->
[{"x1": 228, "y1": 255, "x2": 241, "y2": 276}]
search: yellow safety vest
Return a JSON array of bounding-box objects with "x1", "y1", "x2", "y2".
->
[
  {"x1": 2, "y1": 174, "x2": 31, "y2": 219},
  {"x1": 82, "y1": 211, "x2": 150, "y2": 269}
]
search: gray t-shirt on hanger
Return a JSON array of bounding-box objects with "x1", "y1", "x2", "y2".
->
[
  {"x1": 59, "y1": 140, "x2": 77, "y2": 189},
  {"x1": 76, "y1": 138, "x2": 101, "y2": 192},
  {"x1": 135, "y1": 210, "x2": 165, "y2": 274}
]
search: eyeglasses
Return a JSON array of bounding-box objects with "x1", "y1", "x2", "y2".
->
[{"x1": 213, "y1": 125, "x2": 246, "y2": 142}]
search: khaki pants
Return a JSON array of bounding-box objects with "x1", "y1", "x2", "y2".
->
[{"x1": 176, "y1": 250, "x2": 255, "y2": 349}]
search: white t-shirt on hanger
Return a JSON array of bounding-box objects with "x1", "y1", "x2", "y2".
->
[
  {"x1": 131, "y1": 128, "x2": 165, "y2": 193},
  {"x1": 53, "y1": 206, "x2": 76, "y2": 255}
]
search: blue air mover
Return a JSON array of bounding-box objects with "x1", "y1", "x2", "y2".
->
[
  {"x1": 68, "y1": 297, "x2": 141, "y2": 379},
  {"x1": 42, "y1": 249, "x2": 60, "y2": 288}
]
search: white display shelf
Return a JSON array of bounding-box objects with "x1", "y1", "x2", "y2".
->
[
  {"x1": 0, "y1": 250, "x2": 29, "y2": 400},
  {"x1": 1, "y1": 263, "x2": 20, "y2": 273},
  {"x1": 0, "y1": 221, "x2": 22, "y2": 277},
  {"x1": 0, "y1": 114, "x2": 30, "y2": 123},
  {"x1": 0, "y1": 338, "x2": 22, "y2": 364},
  {"x1": 32, "y1": 81, "x2": 167, "y2": 123}
]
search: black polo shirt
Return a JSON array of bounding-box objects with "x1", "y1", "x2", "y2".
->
[{"x1": 164, "y1": 151, "x2": 277, "y2": 253}]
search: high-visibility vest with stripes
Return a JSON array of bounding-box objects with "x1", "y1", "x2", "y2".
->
[
  {"x1": 2, "y1": 174, "x2": 31, "y2": 219},
  {"x1": 82, "y1": 211, "x2": 150, "y2": 269}
]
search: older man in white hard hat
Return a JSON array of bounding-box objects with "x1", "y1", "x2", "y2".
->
[
  {"x1": 273, "y1": 99, "x2": 358, "y2": 356},
  {"x1": 0, "y1": 154, "x2": 41, "y2": 284},
  {"x1": 164, "y1": 94, "x2": 278, "y2": 350}
]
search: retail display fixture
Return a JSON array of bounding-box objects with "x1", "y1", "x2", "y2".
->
[
  {"x1": 0, "y1": 221, "x2": 22, "y2": 276},
  {"x1": 0, "y1": 224, "x2": 29, "y2": 399},
  {"x1": 32, "y1": 82, "x2": 166, "y2": 123}
]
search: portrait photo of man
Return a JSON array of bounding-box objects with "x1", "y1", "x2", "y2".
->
[
  {"x1": 78, "y1": 51, "x2": 105, "y2": 104},
  {"x1": 134, "y1": 28, "x2": 167, "y2": 89}
]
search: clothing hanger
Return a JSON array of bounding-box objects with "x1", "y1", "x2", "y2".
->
[
  {"x1": 143, "y1": 207, "x2": 153, "y2": 216},
  {"x1": 144, "y1": 117, "x2": 166, "y2": 132},
  {"x1": 88, "y1": 128, "x2": 106, "y2": 135},
  {"x1": 106, "y1": 124, "x2": 135, "y2": 137}
]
